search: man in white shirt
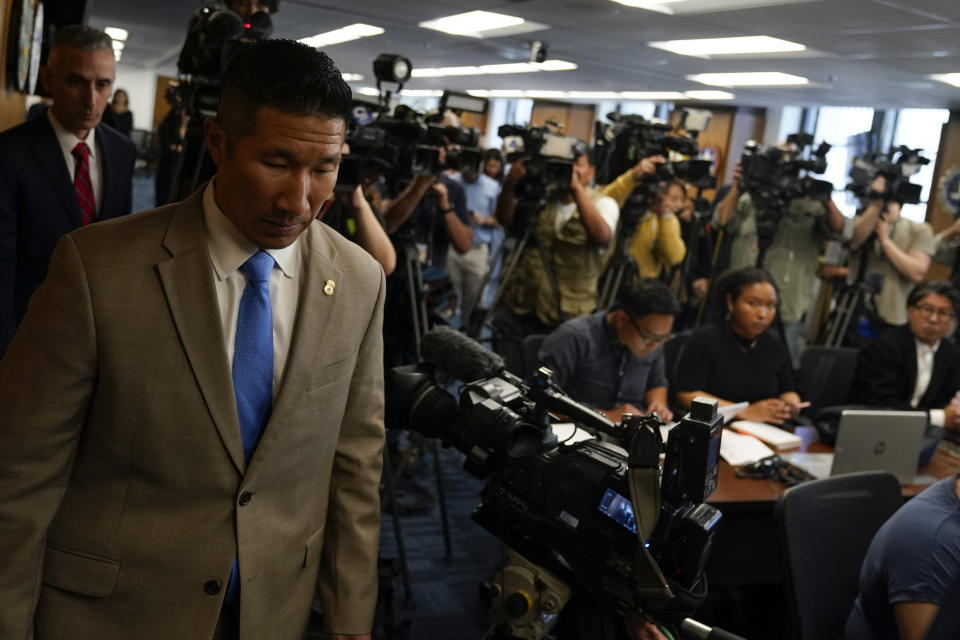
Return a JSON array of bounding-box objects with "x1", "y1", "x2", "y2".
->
[
  {"x1": 0, "y1": 25, "x2": 136, "y2": 355},
  {"x1": 850, "y1": 281, "x2": 960, "y2": 432}
]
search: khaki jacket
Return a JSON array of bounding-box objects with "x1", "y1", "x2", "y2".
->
[{"x1": 0, "y1": 189, "x2": 385, "y2": 639}]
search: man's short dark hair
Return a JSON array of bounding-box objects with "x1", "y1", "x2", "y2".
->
[
  {"x1": 612, "y1": 279, "x2": 681, "y2": 319},
  {"x1": 52, "y1": 25, "x2": 113, "y2": 52},
  {"x1": 217, "y1": 39, "x2": 352, "y2": 148},
  {"x1": 907, "y1": 280, "x2": 960, "y2": 315}
]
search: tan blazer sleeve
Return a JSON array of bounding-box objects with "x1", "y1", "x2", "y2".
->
[
  {"x1": 317, "y1": 266, "x2": 386, "y2": 634},
  {"x1": 0, "y1": 235, "x2": 97, "y2": 638}
]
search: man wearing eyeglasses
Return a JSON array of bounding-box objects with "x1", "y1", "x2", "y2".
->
[
  {"x1": 850, "y1": 280, "x2": 960, "y2": 432},
  {"x1": 538, "y1": 280, "x2": 680, "y2": 424}
]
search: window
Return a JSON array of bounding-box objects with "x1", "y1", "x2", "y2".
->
[
  {"x1": 813, "y1": 106, "x2": 876, "y2": 218},
  {"x1": 891, "y1": 109, "x2": 950, "y2": 222}
]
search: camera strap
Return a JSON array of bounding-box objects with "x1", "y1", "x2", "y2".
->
[{"x1": 626, "y1": 425, "x2": 673, "y2": 598}]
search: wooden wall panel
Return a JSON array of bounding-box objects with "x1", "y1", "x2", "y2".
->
[
  {"x1": 0, "y1": 0, "x2": 27, "y2": 132},
  {"x1": 152, "y1": 75, "x2": 177, "y2": 132},
  {"x1": 530, "y1": 101, "x2": 596, "y2": 143}
]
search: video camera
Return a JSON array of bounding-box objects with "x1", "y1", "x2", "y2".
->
[
  {"x1": 499, "y1": 122, "x2": 583, "y2": 205},
  {"x1": 738, "y1": 133, "x2": 834, "y2": 242},
  {"x1": 337, "y1": 89, "x2": 486, "y2": 193},
  {"x1": 175, "y1": 2, "x2": 275, "y2": 118},
  {"x1": 387, "y1": 327, "x2": 723, "y2": 637},
  {"x1": 594, "y1": 113, "x2": 714, "y2": 190},
  {"x1": 846, "y1": 145, "x2": 930, "y2": 205}
]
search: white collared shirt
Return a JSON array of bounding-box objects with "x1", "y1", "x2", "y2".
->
[
  {"x1": 47, "y1": 109, "x2": 103, "y2": 215},
  {"x1": 913, "y1": 338, "x2": 945, "y2": 427},
  {"x1": 203, "y1": 181, "x2": 307, "y2": 398}
]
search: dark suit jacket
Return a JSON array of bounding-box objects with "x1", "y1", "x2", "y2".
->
[
  {"x1": 0, "y1": 114, "x2": 136, "y2": 354},
  {"x1": 849, "y1": 325, "x2": 960, "y2": 411},
  {"x1": 0, "y1": 189, "x2": 386, "y2": 639}
]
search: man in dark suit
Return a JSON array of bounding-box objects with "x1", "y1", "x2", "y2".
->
[
  {"x1": 0, "y1": 40, "x2": 382, "y2": 639},
  {"x1": 850, "y1": 280, "x2": 960, "y2": 432},
  {"x1": 0, "y1": 25, "x2": 136, "y2": 355}
]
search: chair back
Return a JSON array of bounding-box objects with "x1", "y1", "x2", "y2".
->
[
  {"x1": 798, "y1": 345, "x2": 859, "y2": 408},
  {"x1": 521, "y1": 334, "x2": 548, "y2": 378},
  {"x1": 775, "y1": 471, "x2": 902, "y2": 640}
]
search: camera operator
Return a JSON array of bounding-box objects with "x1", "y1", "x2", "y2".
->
[
  {"x1": 628, "y1": 180, "x2": 688, "y2": 280},
  {"x1": 493, "y1": 147, "x2": 621, "y2": 373},
  {"x1": 318, "y1": 143, "x2": 396, "y2": 276},
  {"x1": 538, "y1": 280, "x2": 680, "y2": 424},
  {"x1": 382, "y1": 152, "x2": 473, "y2": 271},
  {"x1": 713, "y1": 161, "x2": 758, "y2": 271},
  {"x1": 848, "y1": 174, "x2": 934, "y2": 328}
]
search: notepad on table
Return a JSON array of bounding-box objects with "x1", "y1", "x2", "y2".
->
[
  {"x1": 720, "y1": 430, "x2": 775, "y2": 466},
  {"x1": 730, "y1": 420, "x2": 802, "y2": 451}
]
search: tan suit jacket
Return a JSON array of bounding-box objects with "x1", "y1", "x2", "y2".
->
[{"x1": 0, "y1": 189, "x2": 385, "y2": 639}]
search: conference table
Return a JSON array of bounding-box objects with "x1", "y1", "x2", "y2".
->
[{"x1": 704, "y1": 426, "x2": 960, "y2": 586}]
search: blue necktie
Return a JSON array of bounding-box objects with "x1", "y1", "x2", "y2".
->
[{"x1": 227, "y1": 249, "x2": 275, "y2": 605}]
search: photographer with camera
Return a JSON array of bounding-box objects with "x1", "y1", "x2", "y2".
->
[
  {"x1": 538, "y1": 280, "x2": 680, "y2": 425},
  {"x1": 382, "y1": 153, "x2": 473, "y2": 271},
  {"x1": 493, "y1": 147, "x2": 619, "y2": 373},
  {"x1": 848, "y1": 174, "x2": 934, "y2": 328}
]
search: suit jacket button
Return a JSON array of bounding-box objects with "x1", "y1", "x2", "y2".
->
[
  {"x1": 238, "y1": 491, "x2": 252, "y2": 506},
  {"x1": 204, "y1": 580, "x2": 222, "y2": 595}
]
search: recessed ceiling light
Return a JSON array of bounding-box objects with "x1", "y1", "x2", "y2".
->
[
  {"x1": 341, "y1": 73, "x2": 364, "y2": 82},
  {"x1": 931, "y1": 73, "x2": 960, "y2": 88},
  {"x1": 112, "y1": 41, "x2": 125, "y2": 51},
  {"x1": 687, "y1": 72, "x2": 808, "y2": 86},
  {"x1": 419, "y1": 10, "x2": 525, "y2": 37},
  {"x1": 357, "y1": 87, "x2": 379, "y2": 96},
  {"x1": 649, "y1": 36, "x2": 805, "y2": 58},
  {"x1": 621, "y1": 91, "x2": 688, "y2": 100},
  {"x1": 684, "y1": 90, "x2": 736, "y2": 100},
  {"x1": 356, "y1": 87, "x2": 443, "y2": 98},
  {"x1": 104, "y1": 27, "x2": 128, "y2": 41},
  {"x1": 298, "y1": 24, "x2": 384, "y2": 48},
  {"x1": 610, "y1": 0, "x2": 685, "y2": 15},
  {"x1": 411, "y1": 60, "x2": 577, "y2": 78}
]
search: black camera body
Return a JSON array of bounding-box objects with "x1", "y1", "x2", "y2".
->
[
  {"x1": 387, "y1": 355, "x2": 723, "y2": 623},
  {"x1": 847, "y1": 145, "x2": 930, "y2": 205},
  {"x1": 594, "y1": 114, "x2": 713, "y2": 190},
  {"x1": 739, "y1": 136, "x2": 833, "y2": 242},
  {"x1": 499, "y1": 123, "x2": 582, "y2": 203}
]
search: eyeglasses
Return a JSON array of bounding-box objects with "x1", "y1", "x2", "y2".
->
[
  {"x1": 627, "y1": 316, "x2": 674, "y2": 345},
  {"x1": 913, "y1": 303, "x2": 956, "y2": 321}
]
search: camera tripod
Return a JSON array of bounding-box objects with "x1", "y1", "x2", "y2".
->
[
  {"x1": 466, "y1": 198, "x2": 566, "y2": 344},
  {"x1": 597, "y1": 192, "x2": 649, "y2": 310}
]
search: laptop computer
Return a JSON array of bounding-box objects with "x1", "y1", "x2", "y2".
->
[{"x1": 784, "y1": 410, "x2": 931, "y2": 485}]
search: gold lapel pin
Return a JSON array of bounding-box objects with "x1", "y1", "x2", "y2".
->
[{"x1": 323, "y1": 280, "x2": 336, "y2": 296}]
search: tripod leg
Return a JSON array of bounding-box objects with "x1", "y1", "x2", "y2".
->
[
  {"x1": 381, "y1": 446, "x2": 415, "y2": 608},
  {"x1": 431, "y1": 438, "x2": 454, "y2": 561},
  {"x1": 476, "y1": 232, "x2": 530, "y2": 342}
]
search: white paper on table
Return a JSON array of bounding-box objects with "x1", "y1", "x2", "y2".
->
[
  {"x1": 660, "y1": 420, "x2": 679, "y2": 443},
  {"x1": 552, "y1": 422, "x2": 595, "y2": 444},
  {"x1": 720, "y1": 429, "x2": 775, "y2": 466},
  {"x1": 717, "y1": 402, "x2": 749, "y2": 425}
]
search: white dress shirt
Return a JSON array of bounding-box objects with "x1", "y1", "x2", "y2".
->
[
  {"x1": 912, "y1": 338, "x2": 945, "y2": 427},
  {"x1": 47, "y1": 109, "x2": 103, "y2": 215},
  {"x1": 203, "y1": 181, "x2": 306, "y2": 398}
]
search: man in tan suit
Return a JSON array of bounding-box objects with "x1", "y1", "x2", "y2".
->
[{"x1": 0, "y1": 40, "x2": 383, "y2": 639}]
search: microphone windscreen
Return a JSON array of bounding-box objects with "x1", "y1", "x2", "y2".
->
[{"x1": 420, "y1": 326, "x2": 505, "y2": 382}]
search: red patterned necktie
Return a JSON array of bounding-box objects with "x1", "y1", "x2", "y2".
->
[{"x1": 71, "y1": 142, "x2": 95, "y2": 226}]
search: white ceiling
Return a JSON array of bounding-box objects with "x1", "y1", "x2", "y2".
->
[{"x1": 87, "y1": 0, "x2": 960, "y2": 109}]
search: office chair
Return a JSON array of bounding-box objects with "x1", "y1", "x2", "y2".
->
[
  {"x1": 775, "y1": 471, "x2": 902, "y2": 640},
  {"x1": 797, "y1": 345, "x2": 859, "y2": 409},
  {"x1": 521, "y1": 333, "x2": 548, "y2": 378}
]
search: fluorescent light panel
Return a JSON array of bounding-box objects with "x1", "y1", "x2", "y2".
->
[
  {"x1": 341, "y1": 73, "x2": 364, "y2": 82},
  {"x1": 931, "y1": 73, "x2": 960, "y2": 88},
  {"x1": 104, "y1": 27, "x2": 128, "y2": 41},
  {"x1": 466, "y1": 89, "x2": 734, "y2": 100},
  {"x1": 610, "y1": 0, "x2": 685, "y2": 15},
  {"x1": 419, "y1": 10, "x2": 524, "y2": 37},
  {"x1": 649, "y1": 35, "x2": 806, "y2": 57},
  {"x1": 357, "y1": 87, "x2": 443, "y2": 97},
  {"x1": 687, "y1": 72, "x2": 808, "y2": 86},
  {"x1": 298, "y1": 24, "x2": 384, "y2": 48},
  {"x1": 411, "y1": 60, "x2": 577, "y2": 78}
]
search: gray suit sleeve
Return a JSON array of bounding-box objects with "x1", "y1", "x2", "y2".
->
[
  {"x1": 317, "y1": 265, "x2": 386, "y2": 634},
  {"x1": 0, "y1": 235, "x2": 96, "y2": 637}
]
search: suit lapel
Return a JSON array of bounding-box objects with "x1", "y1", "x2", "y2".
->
[
  {"x1": 269, "y1": 224, "x2": 342, "y2": 421},
  {"x1": 30, "y1": 117, "x2": 81, "y2": 228},
  {"x1": 157, "y1": 191, "x2": 245, "y2": 474}
]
